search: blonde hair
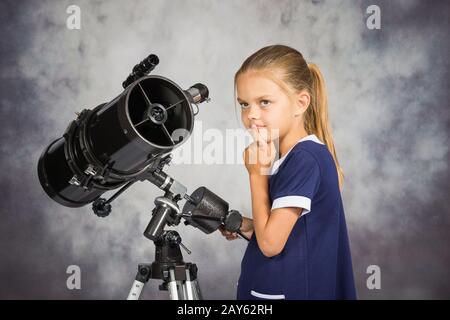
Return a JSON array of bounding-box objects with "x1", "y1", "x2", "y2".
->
[{"x1": 234, "y1": 44, "x2": 344, "y2": 191}]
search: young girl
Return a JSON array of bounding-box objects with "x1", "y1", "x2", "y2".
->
[{"x1": 219, "y1": 44, "x2": 357, "y2": 300}]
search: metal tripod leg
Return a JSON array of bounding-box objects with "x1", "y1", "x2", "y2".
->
[
  {"x1": 161, "y1": 265, "x2": 204, "y2": 300},
  {"x1": 127, "y1": 279, "x2": 145, "y2": 300},
  {"x1": 182, "y1": 267, "x2": 203, "y2": 300},
  {"x1": 182, "y1": 280, "x2": 202, "y2": 299},
  {"x1": 167, "y1": 268, "x2": 180, "y2": 300},
  {"x1": 127, "y1": 264, "x2": 151, "y2": 300},
  {"x1": 192, "y1": 279, "x2": 203, "y2": 299}
]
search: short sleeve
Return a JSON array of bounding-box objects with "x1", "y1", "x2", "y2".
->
[{"x1": 270, "y1": 149, "x2": 321, "y2": 216}]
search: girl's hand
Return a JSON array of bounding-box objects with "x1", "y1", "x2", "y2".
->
[
  {"x1": 218, "y1": 217, "x2": 254, "y2": 241},
  {"x1": 218, "y1": 225, "x2": 239, "y2": 240},
  {"x1": 243, "y1": 125, "x2": 276, "y2": 176}
]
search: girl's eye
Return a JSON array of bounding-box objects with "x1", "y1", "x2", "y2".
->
[
  {"x1": 260, "y1": 100, "x2": 271, "y2": 107},
  {"x1": 239, "y1": 100, "x2": 271, "y2": 109}
]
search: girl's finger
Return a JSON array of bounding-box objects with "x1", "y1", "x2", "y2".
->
[
  {"x1": 249, "y1": 125, "x2": 259, "y2": 143},
  {"x1": 258, "y1": 126, "x2": 269, "y2": 143},
  {"x1": 252, "y1": 125, "x2": 266, "y2": 145},
  {"x1": 256, "y1": 132, "x2": 269, "y2": 151},
  {"x1": 251, "y1": 125, "x2": 268, "y2": 150}
]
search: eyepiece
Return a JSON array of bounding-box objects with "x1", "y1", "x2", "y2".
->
[{"x1": 185, "y1": 83, "x2": 210, "y2": 104}]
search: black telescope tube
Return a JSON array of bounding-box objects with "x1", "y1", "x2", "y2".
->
[{"x1": 38, "y1": 75, "x2": 207, "y2": 208}]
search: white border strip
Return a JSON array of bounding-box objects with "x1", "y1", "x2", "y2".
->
[
  {"x1": 271, "y1": 195, "x2": 311, "y2": 216},
  {"x1": 250, "y1": 290, "x2": 285, "y2": 300}
]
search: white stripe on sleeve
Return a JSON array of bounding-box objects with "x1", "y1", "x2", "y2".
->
[{"x1": 271, "y1": 195, "x2": 311, "y2": 217}]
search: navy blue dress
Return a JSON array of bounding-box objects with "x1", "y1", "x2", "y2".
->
[{"x1": 236, "y1": 135, "x2": 357, "y2": 300}]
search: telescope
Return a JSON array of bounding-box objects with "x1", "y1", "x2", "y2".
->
[{"x1": 37, "y1": 54, "x2": 248, "y2": 300}]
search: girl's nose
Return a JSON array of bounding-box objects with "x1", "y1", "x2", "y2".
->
[{"x1": 247, "y1": 105, "x2": 260, "y2": 120}]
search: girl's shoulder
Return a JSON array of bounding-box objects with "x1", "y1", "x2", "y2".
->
[
  {"x1": 273, "y1": 140, "x2": 336, "y2": 182},
  {"x1": 289, "y1": 139, "x2": 330, "y2": 166},
  {"x1": 289, "y1": 141, "x2": 339, "y2": 188}
]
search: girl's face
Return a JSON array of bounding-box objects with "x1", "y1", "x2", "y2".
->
[{"x1": 236, "y1": 70, "x2": 303, "y2": 142}]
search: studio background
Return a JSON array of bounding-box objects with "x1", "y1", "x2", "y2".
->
[{"x1": 1, "y1": 0, "x2": 449, "y2": 299}]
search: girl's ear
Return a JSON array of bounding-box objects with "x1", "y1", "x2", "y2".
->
[{"x1": 293, "y1": 89, "x2": 310, "y2": 117}]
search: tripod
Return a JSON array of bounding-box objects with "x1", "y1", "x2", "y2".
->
[
  {"x1": 90, "y1": 155, "x2": 247, "y2": 300},
  {"x1": 127, "y1": 229, "x2": 202, "y2": 300},
  {"x1": 124, "y1": 189, "x2": 203, "y2": 300}
]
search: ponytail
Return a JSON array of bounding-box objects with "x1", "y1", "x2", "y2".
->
[{"x1": 307, "y1": 63, "x2": 344, "y2": 191}]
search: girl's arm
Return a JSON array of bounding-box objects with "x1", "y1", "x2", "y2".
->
[
  {"x1": 249, "y1": 174, "x2": 301, "y2": 257},
  {"x1": 243, "y1": 126, "x2": 301, "y2": 257}
]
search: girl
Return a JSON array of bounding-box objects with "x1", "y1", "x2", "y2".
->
[{"x1": 219, "y1": 44, "x2": 357, "y2": 300}]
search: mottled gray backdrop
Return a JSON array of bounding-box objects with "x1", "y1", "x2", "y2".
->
[{"x1": 1, "y1": 0, "x2": 449, "y2": 299}]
